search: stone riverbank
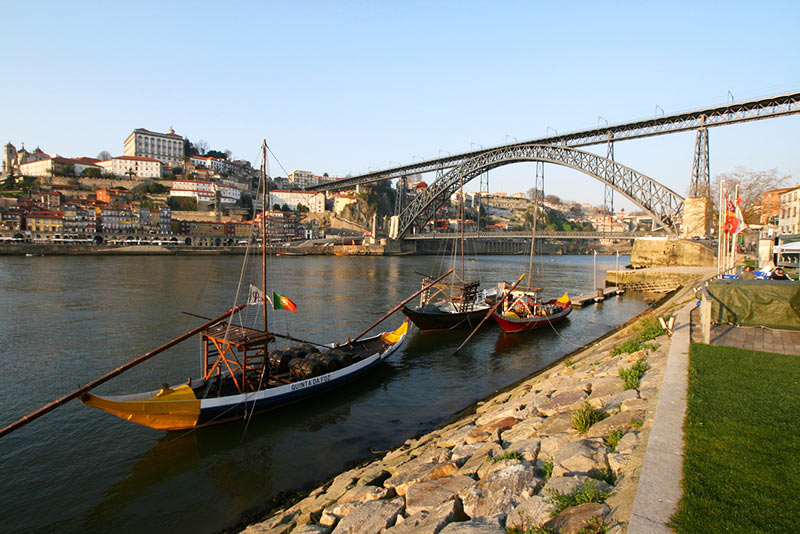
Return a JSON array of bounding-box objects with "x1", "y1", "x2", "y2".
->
[{"x1": 239, "y1": 293, "x2": 689, "y2": 534}]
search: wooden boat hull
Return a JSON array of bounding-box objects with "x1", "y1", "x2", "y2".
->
[
  {"x1": 81, "y1": 320, "x2": 410, "y2": 431},
  {"x1": 401, "y1": 305, "x2": 491, "y2": 332},
  {"x1": 492, "y1": 303, "x2": 572, "y2": 333}
]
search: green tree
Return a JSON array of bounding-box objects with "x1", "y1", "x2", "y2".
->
[
  {"x1": 82, "y1": 167, "x2": 103, "y2": 178},
  {"x1": 167, "y1": 196, "x2": 197, "y2": 211}
]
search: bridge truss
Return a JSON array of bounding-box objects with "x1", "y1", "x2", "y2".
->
[
  {"x1": 393, "y1": 145, "x2": 684, "y2": 238},
  {"x1": 308, "y1": 91, "x2": 800, "y2": 193}
]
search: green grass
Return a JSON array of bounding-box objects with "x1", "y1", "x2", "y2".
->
[
  {"x1": 537, "y1": 459, "x2": 554, "y2": 481},
  {"x1": 488, "y1": 450, "x2": 523, "y2": 463},
  {"x1": 670, "y1": 343, "x2": 800, "y2": 534},
  {"x1": 572, "y1": 402, "x2": 609, "y2": 434},
  {"x1": 611, "y1": 316, "x2": 667, "y2": 355},
  {"x1": 619, "y1": 358, "x2": 650, "y2": 390},
  {"x1": 604, "y1": 429, "x2": 623, "y2": 452},
  {"x1": 547, "y1": 479, "x2": 611, "y2": 515}
]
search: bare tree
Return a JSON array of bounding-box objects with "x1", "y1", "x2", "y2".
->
[
  {"x1": 194, "y1": 140, "x2": 209, "y2": 155},
  {"x1": 711, "y1": 167, "x2": 792, "y2": 222},
  {"x1": 97, "y1": 150, "x2": 111, "y2": 161}
]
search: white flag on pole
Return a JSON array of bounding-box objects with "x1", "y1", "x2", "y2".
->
[{"x1": 248, "y1": 284, "x2": 271, "y2": 306}]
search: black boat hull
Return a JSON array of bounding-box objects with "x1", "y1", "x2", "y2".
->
[{"x1": 401, "y1": 305, "x2": 491, "y2": 332}]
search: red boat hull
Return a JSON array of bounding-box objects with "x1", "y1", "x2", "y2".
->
[{"x1": 492, "y1": 300, "x2": 572, "y2": 333}]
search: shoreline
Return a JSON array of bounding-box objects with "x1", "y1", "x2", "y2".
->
[{"x1": 228, "y1": 288, "x2": 687, "y2": 534}]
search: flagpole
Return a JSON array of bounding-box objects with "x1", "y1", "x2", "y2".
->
[{"x1": 717, "y1": 180, "x2": 725, "y2": 273}]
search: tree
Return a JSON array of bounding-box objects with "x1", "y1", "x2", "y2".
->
[
  {"x1": 527, "y1": 188, "x2": 544, "y2": 200},
  {"x1": 82, "y1": 167, "x2": 103, "y2": 178},
  {"x1": 193, "y1": 140, "x2": 209, "y2": 155},
  {"x1": 545, "y1": 194, "x2": 562, "y2": 205},
  {"x1": 206, "y1": 150, "x2": 227, "y2": 160},
  {"x1": 711, "y1": 167, "x2": 791, "y2": 223},
  {"x1": 97, "y1": 151, "x2": 112, "y2": 161},
  {"x1": 167, "y1": 196, "x2": 197, "y2": 211},
  {"x1": 296, "y1": 203, "x2": 309, "y2": 213}
]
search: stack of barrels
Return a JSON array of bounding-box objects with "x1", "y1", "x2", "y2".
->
[{"x1": 268, "y1": 343, "x2": 364, "y2": 381}]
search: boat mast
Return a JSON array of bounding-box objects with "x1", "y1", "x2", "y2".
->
[
  {"x1": 261, "y1": 140, "x2": 269, "y2": 337},
  {"x1": 527, "y1": 185, "x2": 538, "y2": 290}
]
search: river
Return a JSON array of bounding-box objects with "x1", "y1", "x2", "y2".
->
[{"x1": 0, "y1": 254, "x2": 648, "y2": 533}]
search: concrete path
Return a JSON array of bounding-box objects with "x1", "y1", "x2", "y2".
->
[{"x1": 628, "y1": 303, "x2": 693, "y2": 534}]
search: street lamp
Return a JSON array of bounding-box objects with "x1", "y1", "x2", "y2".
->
[
  {"x1": 412, "y1": 156, "x2": 423, "y2": 163},
  {"x1": 546, "y1": 127, "x2": 557, "y2": 137},
  {"x1": 598, "y1": 116, "x2": 608, "y2": 127},
  {"x1": 471, "y1": 142, "x2": 483, "y2": 150},
  {"x1": 438, "y1": 150, "x2": 451, "y2": 157},
  {"x1": 505, "y1": 135, "x2": 517, "y2": 144}
]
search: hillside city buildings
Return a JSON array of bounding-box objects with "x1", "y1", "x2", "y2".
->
[{"x1": 2, "y1": 127, "x2": 798, "y2": 247}]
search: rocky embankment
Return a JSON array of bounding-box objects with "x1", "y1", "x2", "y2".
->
[{"x1": 242, "y1": 305, "x2": 679, "y2": 534}]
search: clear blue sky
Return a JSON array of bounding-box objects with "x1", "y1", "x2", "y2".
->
[{"x1": 2, "y1": 1, "x2": 799, "y2": 210}]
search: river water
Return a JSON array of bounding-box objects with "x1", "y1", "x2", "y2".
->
[{"x1": 0, "y1": 254, "x2": 647, "y2": 533}]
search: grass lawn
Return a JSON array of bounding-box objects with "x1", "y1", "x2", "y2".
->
[{"x1": 670, "y1": 343, "x2": 800, "y2": 534}]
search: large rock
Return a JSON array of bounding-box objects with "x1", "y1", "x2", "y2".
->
[
  {"x1": 331, "y1": 497, "x2": 405, "y2": 534},
  {"x1": 614, "y1": 432, "x2": 639, "y2": 455},
  {"x1": 504, "y1": 438, "x2": 541, "y2": 463},
  {"x1": 384, "y1": 462, "x2": 459, "y2": 496},
  {"x1": 320, "y1": 501, "x2": 359, "y2": 528},
  {"x1": 291, "y1": 525, "x2": 330, "y2": 534},
  {"x1": 586, "y1": 409, "x2": 646, "y2": 439},
  {"x1": 437, "y1": 425, "x2": 479, "y2": 448},
  {"x1": 242, "y1": 511, "x2": 299, "y2": 534},
  {"x1": 461, "y1": 463, "x2": 543, "y2": 519},
  {"x1": 457, "y1": 442, "x2": 503, "y2": 476},
  {"x1": 543, "y1": 502, "x2": 610, "y2": 534},
  {"x1": 537, "y1": 390, "x2": 588, "y2": 417},
  {"x1": 451, "y1": 443, "x2": 484, "y2": 466},
  {"x1": 539, "y1": 434, "x2": 572, "y2": 459},
  {"x1": 465, "y1": 417, "x2": 520, "y2": 444},
  {"x1": 338, "y1": 485, "x2": 392, "y2": 505},
  {"x1": 543, "y1": 475, "x2": 613, "y2": 497},
  {"x1": 405, "y1": 475, "x2": 476, "y2": 516},
  {"x1": 586, "y1": 376, "x2": 625, "y2": 401},
  {"x1": 505, "y1": 495, "x2": 558, "y2": 530},
  {"x1": 476, "y1": 400, "x2": 541, "y2": 426},
  {"x1": 601, "y1": 390, "x2": 639, "y2": 410},
  {"x1": 384, "y1": 499, "x2": 467, "y2": 534},
  {"x1": 552, "y1": 439, "x2": 609, "y2": 478},
  {"x1": 537, "y1": 412, "x2": 575, "y2": 436},
  {"x1": 499, "y1": 417, "x2": 544, "y2": 443},
  {"x1": 438, "y1": 514, "x2": 506, "y2": 534},
  {"x1": 475, "y1": 456, "x2": 524, "y2": 480}
]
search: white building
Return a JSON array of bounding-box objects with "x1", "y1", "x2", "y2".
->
[
  {"x1": 191, "y1": 155, "x2": 240, "y2": 176},
  {"x1": 288, "y1": 170, "x2": 318, "y2": 189},
  {"x1": 124, "y1": 127, "x2": 184, "y2": 166},
  {"x1": 268, "y1": 189, "x2": 325, "y2": 213},
  {"x1": 19, "y1": 156, "x2": 101, "y2": 177},
  {"x1": 96, "y1": 156, "x2": 162, "y2": 179},
  {"x1": 170, "y1": 179, "x2": 241, "y2": 205},
  {"x1": 779, "y1": 185, "x2": 800, "y2": 235}
]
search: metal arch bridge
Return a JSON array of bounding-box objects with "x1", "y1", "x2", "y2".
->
[
  {"x1": 393, "y1": 144, "x2": 684, "y2": 238},
  {"x1": 306, "y1": 91, "x2": 800, "y2": 192}
]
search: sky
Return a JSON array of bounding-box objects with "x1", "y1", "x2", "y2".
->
[{"x1": 2, "y1": 0, "x2": 799, "y2": 211}]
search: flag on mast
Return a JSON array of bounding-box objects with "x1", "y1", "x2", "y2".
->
[
  {"x1": 248, "y1": 284, "x2": 271, "y2": 306},
  {"x1": 273, "y1": 292, "x2": 298, "y2": 313},
  {"x1": 723, "y1": 195, "x2": 739, "y2": 235},
  {"x1": 735, "y1": 195, "x2": 747, "y2": 234}
]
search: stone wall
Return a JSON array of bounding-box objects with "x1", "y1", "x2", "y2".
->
[{"x1": 630, "y1": 238, "x2": 714, "y2": 268}]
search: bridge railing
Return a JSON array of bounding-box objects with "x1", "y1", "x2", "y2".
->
[{"x1": 403, "y1": 230, "x2": 656, "y2": 240}]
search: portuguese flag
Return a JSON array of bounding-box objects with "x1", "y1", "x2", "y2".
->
[{"x1": 273, "y1": 292, "x2": 297, "y2": 313}]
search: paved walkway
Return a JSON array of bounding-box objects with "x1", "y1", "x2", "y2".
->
[
  {"x1": 628, "y1": 303, "x2": 692, "y2": 534},
  {"x1": 689, "y1": 312, "x2": 800, "y2": 355}
]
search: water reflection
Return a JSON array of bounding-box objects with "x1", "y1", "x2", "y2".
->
[{"x1": 0, "y1": 254, "x2": 647, "y2": 534}]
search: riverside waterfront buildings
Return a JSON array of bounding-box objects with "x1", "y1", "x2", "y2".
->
[{"x1": 778, "y1": 186, "x2": 800, "y2": 235}]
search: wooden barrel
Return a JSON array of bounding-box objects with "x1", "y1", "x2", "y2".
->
[
  {"x1": 289, "y1": 358, "x2": 323, "y2": 380},
  {"x1": 324, "y1": 349, "x2": 353, "y2": 367},
  {"x1": 307, "y1": 353, "x2": 342, "y2": 372},
  {"x1": 268, "y1": 350, "x2": 291, "y2": 373},
  {"x1": 298, "y1": 343, "x2": 320, "y2": 354}
]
